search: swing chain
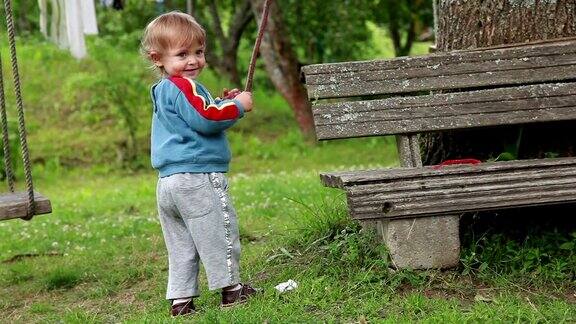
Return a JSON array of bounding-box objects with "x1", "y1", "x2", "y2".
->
[{"x1": 3, "y1": 0, "x2": 36, "y2": 219}]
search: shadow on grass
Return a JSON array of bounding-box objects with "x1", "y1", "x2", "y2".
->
[
  {"x1": 461, "y1": 204, "x2": 576, "y2": 241},
  {"x1": 459, "y1": 204, "x2": 576, "y2": 284}
]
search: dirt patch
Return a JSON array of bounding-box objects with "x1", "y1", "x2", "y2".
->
[{"x1": 564, "y1": 290, "x2": 576, "y2": 304}]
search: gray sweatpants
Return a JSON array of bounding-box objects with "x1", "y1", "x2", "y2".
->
[{"x1": 156, "y1": 172, "x2": 241, "y2": 300}]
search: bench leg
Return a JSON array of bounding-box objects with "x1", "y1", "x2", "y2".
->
[{"x1": 376, "y1": 216, "x2": 460, "y2": 269}]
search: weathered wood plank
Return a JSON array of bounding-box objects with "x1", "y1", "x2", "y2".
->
[
  {"x1": 303, "y1": 38, "x2": 576, "y2": 76},
  {"x1": 307, "y1": 65, "x2": 576, "y2": 100},
  {"x1": 0, "y1": 191, "x2": 52, "y2": 221},
  {"x1": 348, "y1": 167, "x2": 576, "y2": 197},
  {"x1": 302, "y1": 38, "x2": 576, "y2": 99},
  {"x1": 320, "y1": 157, "x2": 576, "y2": 188},
  {"x1": 348, "y1": 184, "x2": 576, "y2": 220},
  {"x1": 318, "y1": 157, "x2": 576, "y2": 219},
  {"x1": 314, "y1": 82, "x2": 576, "y2": 117},
  {"x1": 305, "y1": 52, "x2": 576, "y2": 87},
  {"x1": 313, "y1": 82, "x2": 576, "y2": 140},
  {"x1": 351, "y1": 173, "x2": 576, "y2": 203}
]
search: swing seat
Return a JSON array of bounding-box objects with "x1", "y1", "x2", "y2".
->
[{"x1": 0, "y1": 191, "x2": 52, "y2": 221}]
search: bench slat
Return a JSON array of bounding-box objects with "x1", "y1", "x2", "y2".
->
[
  {"x1": 304, "y1": 38, "x2": 576, "y2": 75},
  {"x1": 320, "y1": 157, "x2": 576, "y2": 188},
  {"x1": 303, "y1": 38, "x2": 576, "y2": 99},
  {"x1": 313, "y1": 82, "x2": 576, "y2": 140},
  {"x1": 349, "y1": 184, "x2": 576, "y2": 219},
  {"x1": 331, "y1": 158, "x2": 576, "y2": 219},
  {"x1": 348, "y1": 167, "x2": 576, "y2": 197},
  {"x1": 305, "y1": 52, "x2": 575, "y2": 85},
  {"x1": 346, "y1": 169, "x2": 576, "y2": 202}
]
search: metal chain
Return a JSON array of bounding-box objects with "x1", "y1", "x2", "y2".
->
[
  {"x1": 244, "y1": 0, "x2": 273, "y2": 92},
  {"x1": 0, "y1": 51, "x2": 15, "y2": 192},
  {"x1": 3, "y1": 0, "x2": 35, "y2": 219}
]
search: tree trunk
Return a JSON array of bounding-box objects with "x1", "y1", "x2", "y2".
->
[
  {"x1": 203, "y1": 0, "x2": 252, "y2": 88},
  {"x1": 385, "y1": 0, "x2": 421, "y2": 57},
  {"x1": 250, "y1": 0, "x2": 315, "y2": 136},
  {"x1": 187, "y1": 0, "x2": 194, "y2": 15},
  {"x1": 423, "y1": 0, "x2": 576, "y2": 165}
]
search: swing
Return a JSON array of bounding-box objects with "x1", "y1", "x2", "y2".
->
[{"x1": 0, "y1": 0, "x2": 51, "y2": 221}]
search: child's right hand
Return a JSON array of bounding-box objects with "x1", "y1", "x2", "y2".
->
[
  {"x1": 235, "y1": 91, "x2": 253, "y2": 112},
  {"x1": 222, "y1": 88, "x2": 241, "y2": 100}
]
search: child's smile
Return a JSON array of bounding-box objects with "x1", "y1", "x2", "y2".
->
[{"x1": 154, "y1": 41, "x2": 206, "y2": 79}]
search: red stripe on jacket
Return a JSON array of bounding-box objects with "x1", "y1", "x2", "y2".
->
[{"x1": 169, "y1": 76, "x2": 239, "y2": 121}]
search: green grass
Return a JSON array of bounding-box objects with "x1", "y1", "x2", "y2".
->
[{"x1": 1, "y1": 169, "x2": 575, "y2": 322}]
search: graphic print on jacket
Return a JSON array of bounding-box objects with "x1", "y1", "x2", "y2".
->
[{"x1": 151, "y1": 77, "x2": 245, "y2": 177}]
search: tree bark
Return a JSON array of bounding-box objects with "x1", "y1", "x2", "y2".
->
[
  {"x1": 423, "y1": 0, "x2": 576, "y2": 165},
  {"x1": 249, "y1": 0, "x2": 315, "y2": 136}
]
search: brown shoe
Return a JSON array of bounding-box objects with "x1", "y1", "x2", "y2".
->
[
  {"x1": 221, "y1": 284, "x2": 260, "y2": 308},
  {"x1": 171, "y1": 299, "x2": 195, "y2": 317}
]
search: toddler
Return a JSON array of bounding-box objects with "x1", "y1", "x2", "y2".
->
[{"x1": 141, "y1": 11, "x2": 258, "y2": 317}]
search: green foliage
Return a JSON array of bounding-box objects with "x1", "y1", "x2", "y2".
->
[
  {"x1": 95, "y1": 0, "x2": 158, "y2": 50},
  {"x1": 284, "y1": 0, "x2": 374, "y2": 64},
  {"x1": 0, "y1": 0, "x2": 40, "y2": 36},
  {"x1": 494, "y1": 127, "x2": 523, "y2": 161},
  {"x1": 61, "y1": 39, "x2": 151, "y2": 169},
  {"x1": 371, "y1": 0, "x2": 434, "y2": 56}
]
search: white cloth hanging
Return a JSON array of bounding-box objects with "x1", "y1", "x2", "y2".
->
[
  {"x1": 65, "y1": 0, "x2": 86, "y2": 59},
  {"x1": 38, "y1": 0, "x2": 99, "y2": 59},
  {"x1": 38, "y1": 0, "x2": 48, "y2": 36},
  {"x1": 81, "y1": 0, "x2": 99, "y2": 35},
  {"x1": 56, "y1": 0, "x2": 69, "y2": 49}
]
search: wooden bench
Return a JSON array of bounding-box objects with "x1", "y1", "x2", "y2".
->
[{"x1": 301, "y1": 38, "x2": 576, "y2": 269}]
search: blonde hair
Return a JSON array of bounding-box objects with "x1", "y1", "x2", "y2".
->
[{"x1": 141, "y1": 11, "x2": 206, "y2": 69}]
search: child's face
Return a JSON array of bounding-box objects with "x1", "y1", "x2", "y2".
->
[{"x1": 153, "y1": 40, "x2": 206, "y2": 79}]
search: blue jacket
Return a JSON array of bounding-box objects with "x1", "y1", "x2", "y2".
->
[{"x1": 150, "y1": 77, "x2": 244, "y2": 177}]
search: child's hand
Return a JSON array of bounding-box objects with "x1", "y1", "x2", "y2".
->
[
  {"x1": 235, "y1": 91, "x2": 253, "y2": 112},
  {"x1": 222, "y1": 88, "x2": 241, "y2": 100}
]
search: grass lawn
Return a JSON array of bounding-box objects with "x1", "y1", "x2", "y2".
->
[{"x1": 1, "y1": 159, "x2": 575, "y2": 322}]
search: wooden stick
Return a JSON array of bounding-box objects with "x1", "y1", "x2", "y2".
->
[{"x1": 244, "y1": 0, "x2": 273, "y2": 92}]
